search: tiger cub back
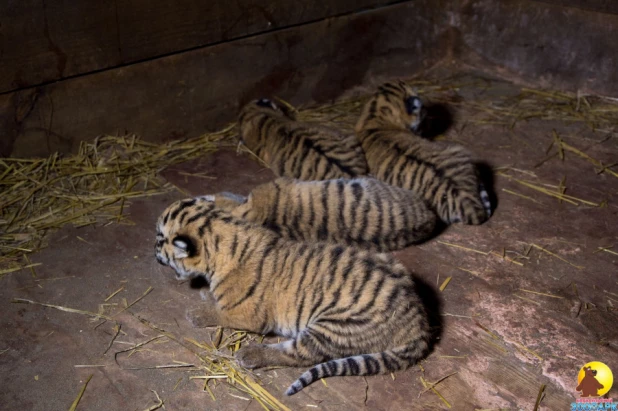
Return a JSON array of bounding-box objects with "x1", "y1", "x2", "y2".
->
[
  {"x1": 208, "y1": 177, "x2": 437, "y2": 251},
  {"x1": 355, "y1": 81, "x2": 492, "y2": 225},
  {"x1": 239, "y1": 98, "x2": 368, "y2": 180},
  {"x1": 155, "y1": 197, "x2": 431, "y2": 395}
]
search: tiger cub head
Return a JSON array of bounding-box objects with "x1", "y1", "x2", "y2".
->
[
  {"x1": 238, "y1": 98, "x2": 297, "y2": 147},
  {"x1": 155, "y1": 196, "x2": 221, "y2": 281},
  {"x1": 355, "y1": 80, "x2": 426, "y2": 134}
]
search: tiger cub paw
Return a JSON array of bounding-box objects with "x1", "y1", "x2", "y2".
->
[
  {"x1": 185, "y1": 307, "x2": 219, "y2": 328},
  {"x1": 235, "y1": 345, "x2": 270, "y2": 369}
]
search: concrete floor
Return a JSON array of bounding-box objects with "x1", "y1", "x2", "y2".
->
[{"x1": 1, "y1": 73, "x2": 617, "y2": 410}]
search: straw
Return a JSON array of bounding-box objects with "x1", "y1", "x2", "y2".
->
[
  {"x1": 0, "y1": 132, "x2": 234, "y2": 268},
  {"x1": 68, "y1": 374, "x2": 93, "y2": 411}
]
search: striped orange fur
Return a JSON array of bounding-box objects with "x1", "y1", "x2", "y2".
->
[
  {"x1": 355, "y1": 81, "x2": 492, "y2": 224},
  {"x1": 209, "y1": 176, "x2": 437, "y2": 251},
  {"x1": 155, "y1": 197, "x2": 431, "y2": 395},
  {"x1": 239, "y1": 98, "x2": 368, "y2": 180}
]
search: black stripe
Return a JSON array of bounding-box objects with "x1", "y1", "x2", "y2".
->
[
  {"x1": 401, "y1": 199, "x2": 410, "y2": 245},
  {"x1": 299, "y1": 376, "x2": 309, "y2": 388},
  {"x1": 170, "y1": 199, "x2": 196, "y2": 221},
  {"x1": 336, "y1": 180, "x2": 346, "y2": 236},
  {"x1": 270, "y1": 182, "x2": 281, "y2": 223},
  {"x1": 223, "y1": 237, "x2": 278, "y2": 310},
  {"x1": 363, "y1": 354, "x2": 380, "y2": 374},
  {"x1": 230, "y1": 233, "x2": 238, "y2": 257},
  {"x1": 358, "y1": 189, "x2": 370, "y2": 243},
  {"x1": 381, "y1": 351, "x2": 399, "y2": 371},
  {"x1": 178, "y1": 210, "x2": 190, "y2": 225},
  {"x1": 383, "y1": 287, "x2": 401, "y2": 315},
  {"x1": 309, "y1": 367, "x2": 319, "y2": 382},
  {"x1": 387, "y1": 201, "x2": 395, "y2": 237},
  {"x1": 327, "y1": 246, "x2": 344, "y2": 285},
  {"x1": 307, "y1": 188, "x2": 316, "y2": 231},
  {"x1": 237, "y1": 237, "x2": 251, "y2": 263},
  {"x1": 281, "y1": 244, "x2": 308, "y2": 290},
  {"x1": 295, "y1": 293, "x2": 306, "y2": 334},
  {"x1": 198, "y1": 218, "x2": 212, "y2": 237},
  {"x1": 347, "y1": 358, "x2": 360, "y2": 375},
  {"x1": 341, "y1": 256, "x2": 355, "y2": 280},
  {"x1": 290, "y1": 188, "x2": 304, "y2": 240},
  {"x1": 375, "y1": 196, "x2": 384, "y2": 237},
  {"x1": 295, "y1": 131, "x2": 359, "y2": 177},
  {"x1": 317, "y1": 181, "x2": 330, "y2": 240},
  {"x1": 187, "y1": 209, "x2": 209, "y2": 225},
  {"x1": 327, "y1": 360, "x2": 338, "y2": 376}
]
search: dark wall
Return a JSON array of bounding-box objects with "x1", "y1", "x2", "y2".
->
[
  {"x1": 1, "y1": 0, "x2": 616, "y2": 157},
  {"x1": 0, "y1": 0, "x2": 397, "y2": 94},
  {"x1": 1, "y1": 0, "x2": 450, "y2": 157},
  {"x1": 452, "y1": 0, "x2": 618, "y2": 96}
]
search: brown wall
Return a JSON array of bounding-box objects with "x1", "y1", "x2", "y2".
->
[
  {"x1": 0, "y1": 0, "x2": 396, "y2": 94},
  {"x1": 452, "y1": 0, "x2": 618, "y2": 96},
  {"x1": 1, "y1": 1, "x2": 449, "y2": 157},
  {"x1": 1, "y1": 0, "x2": 617, "y2": 157}
]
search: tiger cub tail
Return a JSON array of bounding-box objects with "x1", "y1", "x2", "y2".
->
[{"x1": 286, "y1": 339, "x2": 429, "y2": 396}]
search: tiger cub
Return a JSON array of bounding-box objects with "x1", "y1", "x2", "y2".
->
[
  {"x1": 355, "y1": 81, "x2": 492, "y2": 225},
  {"x1": 206, "y1": 177, "x2": 437, "y2": 251},
  {"x1": 239, "y1": 98, "x2": 368, "y2": 180},
  {"x1": 155, "y1": 197, "x2": 431, "y2": 395}
]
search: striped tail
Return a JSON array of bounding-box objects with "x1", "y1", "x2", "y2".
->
[{"x1": 285, "y1": 340, "x2": 428, "y2": 396}]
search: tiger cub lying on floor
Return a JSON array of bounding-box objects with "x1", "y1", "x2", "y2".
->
[
  {"x1": 155, "y1": 197, "x2": 431, "y2": 395},
  {"x1": 355, "y1": 81, "x2": 492, "y2": 225},
  {"x1": 239, "y1": 98, "x2": 368, "y2": 180},
  {"x1": 206, "y1": 177, "x2": 437, "y2": 251}
]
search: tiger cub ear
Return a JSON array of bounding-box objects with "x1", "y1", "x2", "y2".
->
[{"x1": 172, "y1": 235, "x2": 196, "y2": 259}]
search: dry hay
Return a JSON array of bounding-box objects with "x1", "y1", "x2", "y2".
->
[{"x1": 0, "y1": 130, "x2": 235, "y2": 271}]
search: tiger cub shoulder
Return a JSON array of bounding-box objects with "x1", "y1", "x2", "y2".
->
[
  {"x1": 239, "y1": 98, "x2": 368, "y2": 180},
  {"x1": 209, "y1": 176, "x2": 437, "y2": 251},
  {"x1": 355, "y1": 80, "x2": 492, "y2": 225}
]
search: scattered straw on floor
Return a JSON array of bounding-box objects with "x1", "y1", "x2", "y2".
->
[{"x1": 0, "y1": 132, "x2": 235, "y2": 270}]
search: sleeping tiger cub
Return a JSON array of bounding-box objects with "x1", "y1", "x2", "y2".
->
[
  {"x1": 239, "y1": 98, "x2": 368, "y2": 180},
  {"x1": 355, "y1": 81, "x2": 492, "y2": 225},
  {"x1": 155, "y1": 197, "x2": 431, "y2": 395},
  {"x1": 206, "y1": 176, "x2": 437, "y2": 251}
]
